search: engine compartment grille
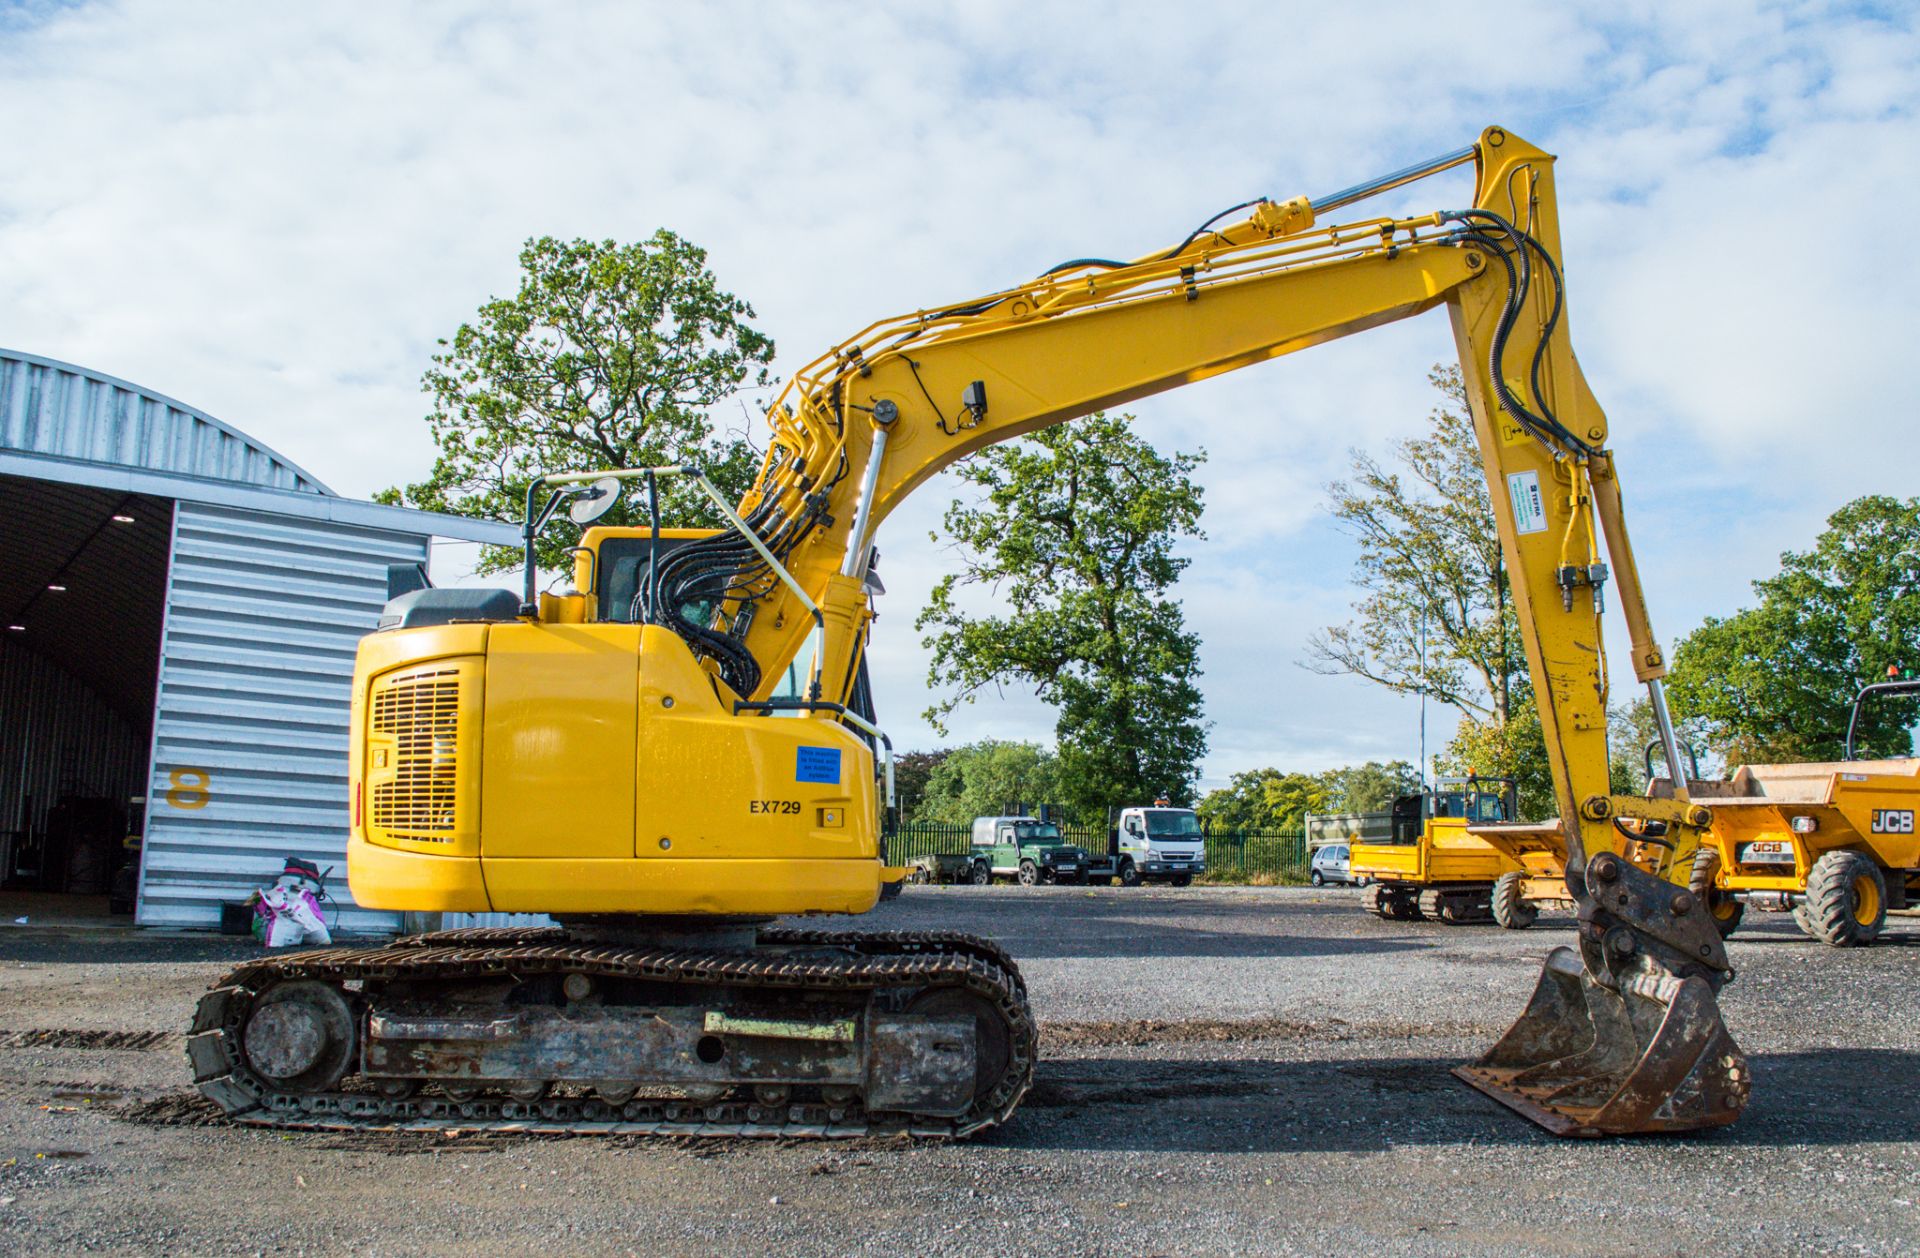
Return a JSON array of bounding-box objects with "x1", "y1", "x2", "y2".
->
[{"x1": 369, "y1": 666, "x2": 464, "y2": 840}]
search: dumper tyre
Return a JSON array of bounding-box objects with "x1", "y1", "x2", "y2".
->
[
  {"x1": 1491, "y1": 872, "x2": 1538, "y2": 930},
  {"x1": 1804, "y1": 850, "x2": 1886, "y2": 946},
  {"x1": 970, "y1": 860, "x2": 992, "y2": 886},
  {"x1": 1706, "y1": 889, "x2": 1744, "y2": 939},
  {"x1": 1018, "y1": 860, "x2": 1040, "y2": 886}
]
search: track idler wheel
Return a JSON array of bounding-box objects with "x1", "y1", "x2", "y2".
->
[
  {"x1": 241, "y1": 981, "x2": 356, "y2": 1095},
  {"x1": 1361, "y1": 884, "x2": 1387, "y2": 918},
  {"x1": 1454, "y1": 854, "x2": 1749, "y2": 1136}
]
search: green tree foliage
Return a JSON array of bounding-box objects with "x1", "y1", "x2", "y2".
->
[
  {"x1": 1438, "y1": 687, "x2": 1553, "y2": 821},
  {"x1": 1308, "y1": 366, "x2": 1520, "y2": 726},
  {"x1": 917, "y1": 412, "x2": 1208, "y2": 816},
  {"x1": 1667, "y1": 495, "x2": 1920, "y2": 764},
  {"x1": 1196, "y1": 769, "x2": 1326, "y2": 832},
  {"x1": 1194, "y1": 760, "x2": 1417, "y2": 830},
  {"x1": 909, "y1": 740, "x2": 1061, "y2": 825},
  {"x1": 1318, "y1": 759, "x2": 1421, "y2": 813},
  {"x1": 891, "y1": 748, "x2": 951, "y2": 820},
  {"x1": 378, "y1": 231, "x2": 774, "y2": 573},
  {"x1": 1607, "y1": 696, "x2": 1712, "y2": 790}
]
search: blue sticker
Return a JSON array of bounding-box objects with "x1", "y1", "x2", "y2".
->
[
  {"x1": 796, "y1": 746, "x2": 842, "y2": 785},
  {"x1": 794, "y1": 741, "x2": 840, "y2": 783}
]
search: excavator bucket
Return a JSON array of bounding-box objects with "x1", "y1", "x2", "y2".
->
[{"x1": 1455, "y1": 945, "x2": 1749, "y2": 1136}]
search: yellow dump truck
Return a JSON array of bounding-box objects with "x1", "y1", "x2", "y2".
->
[
  {"x1": 1670, "y1": 683, "x2": 1920, "y2": 945},
  {"x1": 1354, "y1": 777, "x2": 1537, "y2": 925}
]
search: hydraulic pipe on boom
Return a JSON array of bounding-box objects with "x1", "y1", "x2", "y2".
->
[{"x1": 192, "y1": 126, "x2": 1747, "y2": 1142}]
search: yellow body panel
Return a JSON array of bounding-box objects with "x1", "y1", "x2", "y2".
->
[
  {"x1": 633, "y1": 626, "x2": 871, "y2": 862},
  {"x1": 347, "y1": 620, "x2": 880, "y2": 916},
  {"x1": 480, "y1": 623, "x2": 639, "y2": 861},
  {"x1": 348, "y1": 623, "x2": 492, "y2": 911},
  {"x1": 347, "y1": 831, "x2": 492, "y2": 912},
  {"x1": 481, "y1": 858, "x2": 876, "y2": 916}
]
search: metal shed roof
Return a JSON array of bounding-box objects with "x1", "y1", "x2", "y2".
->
[
  {"x1": 0, "y1": 348, "x2": 517, "y2": 546},
  {"x1": 1, "y1": 347, "x2": 334, "y2": 495}
]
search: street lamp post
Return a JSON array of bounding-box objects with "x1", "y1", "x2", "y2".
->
[{"x1": 1418, "y1": 604, "x2": 1428, "y2": 790}]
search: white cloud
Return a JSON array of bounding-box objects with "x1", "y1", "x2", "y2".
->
[{"x1": 0, "y1": 0, "x2": 1914, "y2": 783}]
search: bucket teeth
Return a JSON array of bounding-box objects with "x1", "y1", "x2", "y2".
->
[{"x1": 1455, "y1": 945, "x2": 1749, "y2": 1136}]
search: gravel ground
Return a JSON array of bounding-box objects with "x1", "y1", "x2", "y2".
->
[{"x1": 2, "y1": 885, "x2": 1918, "y2": 1256}]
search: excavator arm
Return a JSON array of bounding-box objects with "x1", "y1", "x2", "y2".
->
[{"x1": 615, "y1": 125, "x2": 1745, "y2": 1135}]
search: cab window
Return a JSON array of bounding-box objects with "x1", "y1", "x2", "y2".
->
[
  {"x1": 596, "y1": 537, "x2": 713, "y2": 625},
  {"x1": 1143, "y1": 811, "x2": 1201, "y2": 837}
]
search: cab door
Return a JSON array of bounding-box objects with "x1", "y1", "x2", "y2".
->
[{"x1": 994, "y1": 823, "x2": 1019, "y2": 872}]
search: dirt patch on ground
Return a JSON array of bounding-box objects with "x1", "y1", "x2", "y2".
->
[
  {"x1": 109, "y1": 1090, "x2": 225, "y2": 1127},
  {"x1": 0, "y1": 1028, "x2": 175, "y2": 1051},
  {"x1": 1040, "y1": 1016, "x2": 1493, "y2": 1049}
]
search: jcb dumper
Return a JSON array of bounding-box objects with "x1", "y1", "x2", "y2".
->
[{"x1": 1669, "y1": 682, "x2": 1920, "y2": 944}]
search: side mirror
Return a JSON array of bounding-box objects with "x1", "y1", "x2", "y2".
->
[{"x1": 568, "y1": 476, "x2": 622, "y2": 525}]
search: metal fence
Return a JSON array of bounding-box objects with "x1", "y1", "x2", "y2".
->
[{"x1": 885, "y1": 821, "x2": 1309, "y2": 884}]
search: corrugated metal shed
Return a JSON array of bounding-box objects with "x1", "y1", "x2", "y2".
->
[
  {"x1": 0, "y1": 348, "x2": 333, "y2": 495},
  {"x1": 138, "y1": 503, "x2": 428, "y2": 932},
  {"x1": 0, "y1": 346, "x2": 521, "y2": 932}
]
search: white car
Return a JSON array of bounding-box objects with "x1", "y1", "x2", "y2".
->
[{"x1": 1310, "y1": 843, "x2": 1368, "y2": 887}]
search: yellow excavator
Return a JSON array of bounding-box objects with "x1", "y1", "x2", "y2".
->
[{"x1": 189, "y1": 126, "x2": 1748, "y2": 1140}]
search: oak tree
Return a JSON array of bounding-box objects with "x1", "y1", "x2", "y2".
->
[
  {"x1": 917, "y1": 412, "x2": 1208, "y2": 817},
  {"x1": 379, "y1": 231, "x2": 773, "y2": 573},
  {"x1": 1667, "y1": 495, "x2": 1920, "y2": 764}
]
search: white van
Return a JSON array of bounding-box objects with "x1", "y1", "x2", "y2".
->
[{"x1": 1113, "y1": 806, "x2": 1207, "y2": 886}]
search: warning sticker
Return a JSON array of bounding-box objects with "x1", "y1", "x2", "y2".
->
[
  {"x1": 795, "y1": 746, "x2": 842, "y2": 785},
  {"x1": 1507, "y1": 470, "x2": 1549, "y2": 535}
]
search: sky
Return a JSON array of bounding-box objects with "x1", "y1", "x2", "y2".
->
[{"x1": 1, "y1": 0, "x2": 1916, "y2": 789}]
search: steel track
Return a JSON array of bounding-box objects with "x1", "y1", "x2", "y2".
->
[{"x1": 187, "y1": 928, "x2": 1034, "y2": 1139}]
